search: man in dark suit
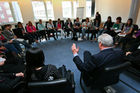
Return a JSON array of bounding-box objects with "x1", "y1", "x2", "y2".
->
[{"x1": 71, "y1": 34, "x2": 124, "y2": 85}]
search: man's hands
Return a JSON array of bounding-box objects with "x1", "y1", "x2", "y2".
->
[
  {"x1": 120, "y1": 32, "x2": 126, "y2": 35},
  {"x1": 14, "y1": 36, "x2": 17, "y2": 39},
  {"x1": 9, "y1": 40, "x2": 13, "y2": 43},
  {"x1": 72, "y1": 43, "x2": 79, "y2": 55},
  {"x1": 132, "y1": 35, "x2": 136, "y2": 38},
  {"x1": 126, "y1": 51, "x2": 132, "y2": 56},
  {"x1": 15, "y1": 72, "x2": 24, "y2": 77}
]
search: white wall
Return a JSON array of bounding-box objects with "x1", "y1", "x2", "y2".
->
[
  {"x1": 95, "y1": 0, "x2": 131, "y2": 23},
  {"x1": 18, "y1": 0, "x2": 34, "y2": 26},
  {"x1": 0, "y1": 0, "x2": 137, "y2": 26},
  {"x1": 52, "y1": 0, "x2": 63, "y2": 19},
  {"x1": 136, "y1": 1, "x2": 140, "y2": 27}
]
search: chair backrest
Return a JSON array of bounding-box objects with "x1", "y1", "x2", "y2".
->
[
  {"x1": 23, "y1": 65, "x2": 75, "y2": 93},
  {"x1": 53, "y1": 21, "x2": 57, "y2": 28},
  {"x1": 12, "y1": 28, "x2": 23, "y2": 38},
  {"x1": 27, "y1": 78, "x2": 74, "y2": 93},
  {"x1": 25, "y1": 25, "x2": 28, "y2": 32},
  {"x1": 121, "y1": 23, "x2": 125, "y2": 30},
  {"x1": 15, "y1": 24, "x2": 18, "y2": 28},
  {"x1": 1, "y1": 25, "x2": 5, "y2": 31},
  {"x1": 73, "y1": 19, "x2": 76, "y2": 23},
  {"x1": 133, "y1": 24, "x2": 139, "y2": 31},
  {"x1": 84, "y1": 62, "x2": 131, "y2": 88},
  {"x1": 129, "y1": 24, "x2": 139, "y2": 35},
  {"x1": 35, "y1": 22, "x2": 39, "y2": 30},
  {"x1": 45, "y1": 21, "x2": 49, "y2": 28},
  {"x1": 82, "y1": 19, "x2": 86, "y2": 23},
  {"x1": 61, "y1": 20, "x2": 65, "y2": 29}
]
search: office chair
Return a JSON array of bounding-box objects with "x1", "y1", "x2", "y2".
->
[
  {"x1": 13, "y1": 65, "x2": 75, "y2": 93},
  {"x1": 80, "y1": 62, "x2": 131, "y2": 93}
]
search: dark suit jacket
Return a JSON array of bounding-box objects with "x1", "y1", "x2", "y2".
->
[{"x1": 73, "y1": 48, "x2": 124, "y2": 73}]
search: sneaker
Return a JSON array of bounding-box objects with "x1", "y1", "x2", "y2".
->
[{"x1": 78, "y1": 38, "x2": 83, "y2": 41}]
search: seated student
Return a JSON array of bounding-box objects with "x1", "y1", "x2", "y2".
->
[
  {"x1": 56, "y1": 18, "x2": 66, "y2": 39},
  {"x1": 26, "y1": 21, "x2": 39, "y2": 43},
  {"x1": 2, "y1": 24, "x2": 26, "y2": 54},
  {"x1": 106, "y1": 17, "x2": 123, "y2": 37},
  {"x1": 0, "y1": 42, "x2": 19, "y2": 57},
  {"x1": 90, "y1": 18, "x2": 100, "y2": 41},
  {"x1": 37, "y1": 19, "x2": 47, "y2": 40},
  {"x1": 73, "y1": 17, "x2": 81, "y2": 39},
  {"x1": 71, "y1": 34, "x2": 124, "y2": 86},
  {"x1": 119, "y1": 29, "x2": 140, "y2": 51},
  {"x1": 3, "y1": 24, "x2": 31, "y2": 50},
  {"x1": 95, "y1": 12, "x2": 101, "y2": 25},
  {"x1": 0, "y1": 59, "x2": 24, "y2": 92},
  {"x1": 16, "y1": 22, "x2": 34, "y2": 44},
  {"x1": 119, "y1": 18, "x2": 133, "y2": 36},
  {"x1": 47, "y1": 19, "x2": 57, "y2": 40},
  {"x1": 37, "y1": 19, "x2": 46, "y2": 31},
  {"x1": 115, "y1": 18, "x2": 133, "y2": 44},
  {"x1": 0, "y1": 29, "x2": 20, "y2": 56},
  {"x1": 124, "y1": 44, "x2": 140, "y2": 69},
  {"x1": 65, "y1": 18, "x2": 73, "y2": 37},
  {"x1": 98, "y1": 16, "x2": 113, "y2": 35},
  {"x1": 25, "y1": 48, "x2": 61, "y2": 82},
  {"x1": 0, "y1": 50, "x2": 25, "y2": 73},
  {"x1": 81, "y1": 18, "x2": 91, "y2": 40}
]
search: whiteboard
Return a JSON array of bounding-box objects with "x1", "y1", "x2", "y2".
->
[{"x1": 76, "y1": 7, "x2": 84, "y2": 19}]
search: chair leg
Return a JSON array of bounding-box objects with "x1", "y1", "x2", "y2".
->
[{"x1": 79, "y1": 32, "x2": 80, "y2": 38}]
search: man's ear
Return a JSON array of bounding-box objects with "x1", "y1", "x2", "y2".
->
[
  {"x1": 99, "y1": 42, "x2": 102, "y2": 49},
  {"x1": 99, "y1": 42, "x2": 102, "y2": 47}
]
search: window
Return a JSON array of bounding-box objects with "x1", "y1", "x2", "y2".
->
[
  {"x1": 86, "y1": 0, "x2": 92, "y2": 17},
  {"x1": 46, "y1": 1, "x2": 54, "y2": 20},
  {"x1": 12, "y1": 1, "x2": 23, "y2": 22},
  {"x1": 62, "y1": 1, "x2": 72, "y2": 18},
  {"x1": 73, "y1": 1, "x2": 79, "y2": 18},
  {"x1": 32, "y1": 1, "x2": 47, "y2": 21},
  {"x1": 0, "y1": 2, "x2": 14, "y2": 24}
]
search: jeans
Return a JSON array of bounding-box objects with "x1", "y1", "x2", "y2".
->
[
  {"x1": 12, "y1": 41, "x2": 22, "y2": 53},
  {"x1": 14, "y1": 40, "x2": 31, "y2": 49},
  {"x1": 4, "y1": 43, "x2": 19, "y2": 54},
  {"x1": 82, "y1": 28, "x2": 86, "y2": 39},
  {"x1": 57, "y1": 29, "x2": 66, "y2": 39},
  {"x1": 47, "y1": 29, "x2": 56, "y2": 40}
]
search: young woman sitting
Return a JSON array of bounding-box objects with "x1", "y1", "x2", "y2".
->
[{"x1": 24, "y1": 48, "x2": 61, "y2": 82}]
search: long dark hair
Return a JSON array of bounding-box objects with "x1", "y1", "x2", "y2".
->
[
  {"x1": 116, "y1": 17, "x2": 122, "y2": 23},
  {"x1": 28, "y1": 21, "x2": 33, "y2": 26},
  {"x1": 107, "y1": 16, "x2": 112, "y2": 23},
  {"x1": 94, "y1": 18, "x2": 100, "y2": 26},
  {"x1": 125, "y1": 18, "x2": 133, "y2": 27},
  {"x1": 58, "y1": 18, "x2": 61, "y2": 24},
  {"x1": 26, "y1": 48, "x2": 44, "y2": 68},
  {"x1": 24, "y1": 48, "x2": 45, "y2": 82}
]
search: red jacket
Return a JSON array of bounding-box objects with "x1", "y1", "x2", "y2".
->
[{"x1": 26, "y1": 25, "x2": 37, "y2": 33}]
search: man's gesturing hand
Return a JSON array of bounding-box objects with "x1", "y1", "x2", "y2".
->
[{"x1": 72, "y1": 43, "x2": 79, "y2": 55}]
